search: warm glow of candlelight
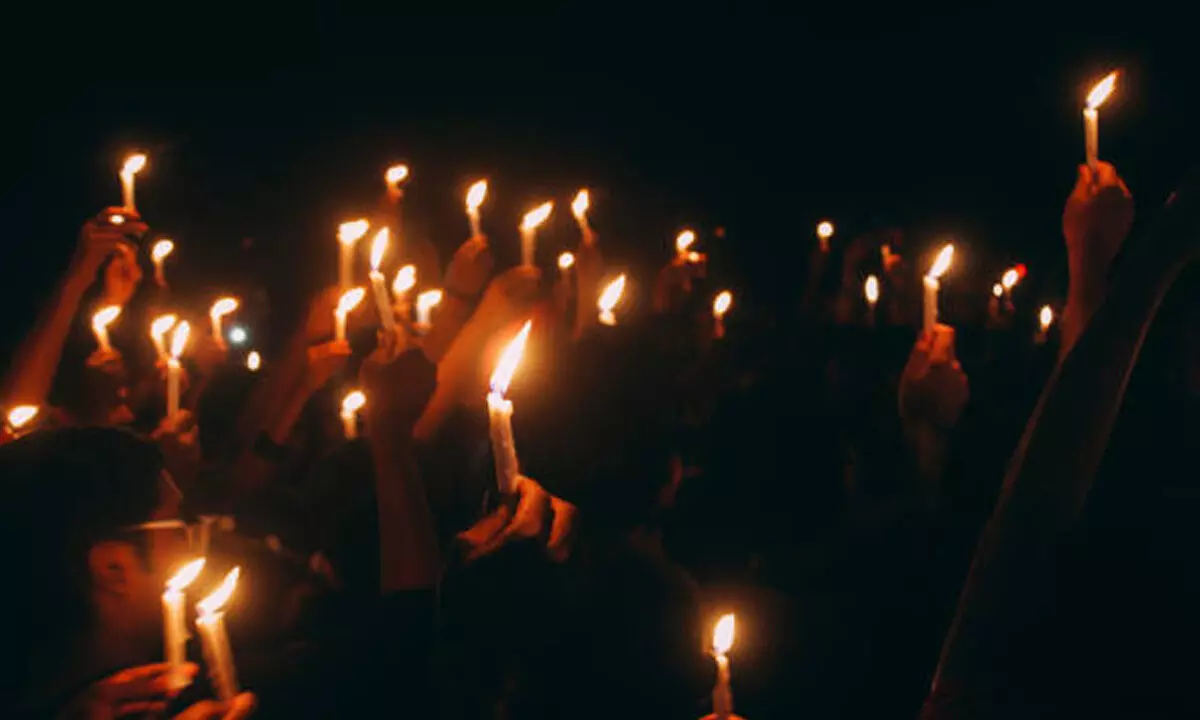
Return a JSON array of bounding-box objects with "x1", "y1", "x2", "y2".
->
[
  {"x1": 927, "y1": 244, "x2": 955, "y2": 280},
  {"x1": 417, "y1": 289, "x2": 443, "y2": 315},
  {"x1": 152, "y1": 239, "x2": 175, "y2": 263},
  {"x1": 992, "y1": 282, "x2": 1004, "y2": 298},
  {"x1": 558, "y1": 252, "x2": 575, "y2": 270},
  {"x1": 210, "y1": 297, "x2": 239, "y2": 323},
  {"x1": 1039, "y1": 305, "x2": 1054, "y2": 331},
  {"x1": 1087, "y1": 71, "x2": 1118, "y2": 110},
  {"x1": 121, "y1": 153, "x2": 147, "y2": 177},
  {"x1": 521, "y1": 202, "x2": 554, "y2": 231},
  {"x1": 571, "y1": 189, "x2": 590, "y2": 220},
  {"x1": 385, "y1": 164, "x2": 410, "y2": 186},
  {"x1": 817, "y1": 220, "x2": 835, "y2": 240},
  {"x1": 865, "y1": 275, "x2": 880, "y2": 304},
  {"x1": 392, "y1": 265, "x2": 417, "y2": 295},
  {"x1": 7, "y1": 405, "x2": 38, "y2": 430},
  {"x1": 1001, "y1": 269, "x2": 1019, "y2": 290},
  {"x1": 598, "y1": 274, "x2": 626, "y2": 314},
  {"x1": 338, "y1": 219, "x2": 370, "y2": 247},
  {"x1": 169, "y1": 321, "x2": 191, "y2": 359},
  {"x1": 167, "y1": 558, "x2": 206, "y2": 593},
  {"x1": 246, "y1": 351, "x2": 261, "y2": 371},
  {"x1": 197, "y1": 567, "x2": 239, "y2": 617},
  {"x1": 110, "y1": 214, "x2": 126, "y2": 226},
  {"x1": 92, "y1": 305, "x2": 121, "y2": 336},
  {"x1": 713, "y1": 613, "x2": 736, "y2": 655},
  {"x1": 151, "y1": 314, "x2": 178, "y2": 340},
  {"x1": 675, "y1": 230, "x2": 696, "y2": 254},
  {"x1": 713, "y1": 290, "x2": 733, "y2": 318},
  {"x1": 341, "y1": 389, "x2": 366, "y2": 416},
  {"x1": 489, "y1": 320, "x2": 533, "y2": 396},
  {"x1": 369, "y1": 228, "x2": 389, "y2": 271},
  {"x1": 337, "y1": 288, "x2": 367, "y2": 316},
  {"x1": 466, "y1": 180, "x2": 488, "y2": 212}
]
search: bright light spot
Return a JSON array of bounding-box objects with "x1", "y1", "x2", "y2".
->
[{"x1": 229, "y1": 325, "x2": 248, "y2": 346}]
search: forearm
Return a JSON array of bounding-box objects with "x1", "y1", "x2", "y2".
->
[
  {"x1": 420, "y1": 295, "x2": 473, "y2": 364},
  {"x1": 1060, "y1": 261, "x2": 1107, "y2": 360},
  {"x1": 235, "y1": 327, "x2": 309, "y2": 445},
  {"x1": 369, "y1": 432, "x2": 440, "y2": 592},
  {"x1": 1, "y1": 271, "x2": 91, "y2": 407}
]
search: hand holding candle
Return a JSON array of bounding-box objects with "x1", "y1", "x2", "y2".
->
[
  {"x1": 466, "y1": 180, "x2": 488, "y2": 238},
  {"x1": 675, "y1": 229, "x2": 697, "y2": 264},
  {"x1": 391, "y1": 265, "x2": 417, "y2": 324},
  {"x1": 340, "y1": 389, "x2": 366, "y2": 440},
  {"x1": 368, "y1": 229, "x2": 397, "y2": 334},
  {"x1": 712, "y1": 290, "x2": 732, "y2": 339},
  {"x1": 1083, "y1": 71, "x2": 1118, "y2": 173},
  {"x1": 520, "y1": 202, "x2": 554, "y2": 268},
  {"x1": 91, "y1": 305, "x2": 122, "y2": 357},
  {"x1": 597, "y1": 274, "x2": 626, "y2": 327},
  {"x1": 195, "y1": 567, "x2": 241, "y2": 702},
  {"x1": 209, "y1": 297, "x2": 239, "y2": 348},
  {"x1": 337, "y1": 219, "x2": 370, "y2": 291},
  {"x1": 163, "y1": 558, "x2": 205, "y2": 680},
  {"x1": 150, "y1": 314, "x2": 178, "y2": 364},
  {"x1": 923, "y1": 244, "x2": 955, "y2": 335},
  {"x1": 151, "y1": 239, "x2": 174, "y2": 287},
  {"x1": 334, "y1": 287, "x2": 366, "y2": 343},
  {"x1": 487, "y1": 320, "x2": 533, "y2": 495},
  {"x1": 167, "y1": 321, "x2": 191, "y2": 425},
  {"x1": 119, "y1": 153, "x2": 147, "y2": 212}
]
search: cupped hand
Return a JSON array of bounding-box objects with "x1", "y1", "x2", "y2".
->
[
  {"x1": 898, "y1": 324, "x2": 970, "y2": 430},
  {"x1": 72, "y1": 661, "x2": 197, "y2": 718},
  {"x1": 173, "y1": 692, "x2": 256, "y2": 720},
  {"x1": 102, "y1": 243, "x2": 143, "y2": 307},
  {"x1": 458, "y1": 474, "x2": 553, "y2": 561},
  {"x1": 303, "y1": 341, "x2": 352, "y2": 394},
  {"x1": 1062, "y1": 161, "x2": 1134, "y2": 278},
  {"x1": 73, "y1": 209, "x2": 148, "y2": 280},
  {"x1": 444, "y1": 235, "x2": 494, "y2": 299}
]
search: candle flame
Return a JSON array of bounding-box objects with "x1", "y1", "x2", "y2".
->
[
  {"x1": 865, "y1": 275, "x2": 880, "y2": 304},
  {"x1": 385, "y1": 164, "x2": 410, "y2": 186},
  {"x1": 6, "y1": 405, "x2": 38, "y2": 430},
  {"x1": 151, "y1": 314, "x2": 178, "y2": 344},
  {"x1": 927, "y1": 244, "x2": 954, "y2": 280},
  {"x1": 675, "y1": 230, "x2": 696, "y2": 254},
  {"x1": 571, "y1": 189, "x2": 590, "y2": 220},
  {"x1": 417, "y1": 289, "x2": 444, "y2": 314},
  {"x1": 817, "y1": 220, "x2": 835, "y2": 240},
  {"x1": 166, "y1": 558, "x2": 206, "y2": 592},
  {"x1": 1039, "y1": 305, "x2": 1054, "y2": 331},
  {"x1": 392, "y1": 265, "x2": 417, "y2": 295},
  {"x1": 336, "y1": 287, "x2": 367, "y2": 316},
  {"x1": 1086, "y1": 71, "x2": 1118, "y2": 110},
  {"x1": 110, "y1": 214, "x2": 126, "y2": 226},
  {"x1": 369, "y1": 228, "x2": 389, "y2": 271},
  {"x1": 246, "y1": 351, "x2": 261, "y2": 371},
  {"x1": 713, "y1": 290, "x2": 733, "y2": 318},
  {"x1": 92, "y1": 305, "x2": 122, "y2": 335},
  {"x1": 121, "y1": 153, "x2": 147, "y2": 176},
  {"x1": 557, "y1": 251, "x2": 576, "y2": 270},
  {"x1": 598, "y1": 275, "x2": 627, "y2": 315},
  {"x1": 169, "y1": 321, "x2": 191, "y2": 359},
  {"x1": 196, "y1": 566, "x2": 239, "y2": 617},
  {"x1": 151, "y1": 239, "x2": 175, "y2": 263},
  {"x1": 466, "y1": 180, "x2": 488, "y2": 212},
  {"x1": 713, "y1": 613, "x2": 736, "y2": 655},
  {"x1": 992, "y1": 283, "x2": 1004, "y2": 298},
  {"x1": 338, "y1": 219, "x2": 370, "y2": 247},
  {"x1": 341, "y1": 389, "x2": 366, "y2": 416},
  {"x1": 521, "y1": 202, "x2": 554, "y2": 231},
  {"x1": 209, "y1": 297, "x2": 239, "y2": 322},
  {"x1": 489, "y1": 320, "x2": 533, "y2": 396}
]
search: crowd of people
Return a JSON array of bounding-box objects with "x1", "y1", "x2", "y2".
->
[{"x1": 0, "y1": 152, "x2": 1177, "y2": 719}]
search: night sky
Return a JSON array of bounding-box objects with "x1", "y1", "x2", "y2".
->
[{"x1": 1, "y1": 6, "x2": 1194, "y2": 358}]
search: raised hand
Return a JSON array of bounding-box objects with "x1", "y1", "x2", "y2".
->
[
  {"x1": 303, "y1": 340, "x2": 352, "y2": 393},
  {"x1": 457, "y1": 474, "x2": 553, "y2": 561},
  {"x1": 66, "y1": 662, "x2": 197, "y2": 718},
  {"x1": 361, "y1": 346, "x2": 438, "y2": 434},
  {"x1": 1063, "y1": 161, "x2": 1134, "y2": 283},
  {"x1": 444, "y1": 235, "x2": 494, "y2": 300},
  {"x1": 73, "y1": 209, "x2": 148, "y2": 283},
  {"x1": 899, "y1": 324, "x2": 970, "y2": 430}
]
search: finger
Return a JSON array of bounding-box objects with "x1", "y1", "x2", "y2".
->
[
  {"x1": 1093, "y1": 161, "x2": 1120, "y2": 189},
  {"x1": 223, "y1": 692, "x2": 257, "y2": 719},
  {"x1": 172, "y1": 699, "x2": 228, "y2": 720},
  {"x1": 102, "y1": 663, "x2": 197, "y2": 701},
  {"x1": 116, "y1": 700, "x2": 169, "y2": 716}
]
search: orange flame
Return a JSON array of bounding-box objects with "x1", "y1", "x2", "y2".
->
[
  {"x1": 675, "y1": 230, "x2": 696, "y2": 254},
  {"x1": 341, "y1": 390, "x2": 366, "y2": 416},
  {"x1": 196, "y1": 566, "x2": 239, "y2": 617},
  {"x1": 992, "y1": 283, "x2": 1004, "y2": 298},
  {"x1": 121, "y1": 153, "x2": 147, "y2": 176},
  {"x1": 369, "y1": 228, "x2": 389, "y2": 271},
  {"x1": 385, "y1": 164, "x2": 410, "y2": 186},
  {"x1": 817, "y1": 220, "x2": 835, "y2": 240},
  {"x1": 109, "y1": 214, "x2": 126, "y2": 225},
  {"x1": 6, "y1": 405, "x2": 38, "y2": 430},
  {"x1": 927, "y1": 244, "x2": 954, "y2": 280},
  {"x1": 169, "y1": 321, "x2": 191, "y2": 359},
  {"x1": 392, "y1": 265, "x2": 417, "y2": 295},
  {"x1": 713, "y1": 290, "x2": 733, "y2": 318},
  {"x1": 865, "y1": 275, "x2": 880, "y2": 304},
  {"x1": 92, "y1": 305, "x2": 121, "y2": 335},
  {"x1": 1086, "y1": 71, "x2": 1118, "y2": 110},
  {"x1": 166, "y1": 558, "x2": 206, "y2": 593},
  {"x1": 713, "y1": 613, "x2": 736, "y2": 655},
  {"x1": 521, "y1": 202, "x2": 554, "y2": 231},
  {"x1": 571, "y1": 189, "x2": 590, "y2": 220},
  {"x1": 338, "y1": 219, "x2": 370, "y2": 247},
  {"x1": 151, "y1": 239, "x2": 175, "y2": 263},
  {"x1": 417, "y1": 289, "x2": 443, "y2": 314},
  {"x1": 1039, "y1": 305, "x2": 1054, "y2": 331},
  {"x1": 598, "y1": 275, "x2": 627, "y2": 314},
  {"x1": 151, "y1": 314, "x2": 178, "y2": 347},
  {"x1": 210, "y1": 297, "x2": 239, "y2": 323},
  {"x1": 1001, "y1": 268, "x2": 1021, "y2": 290},
  {"x1": 557, "y1": 251, "x2": 576, "y2": 270},
  {"x1": 489, "y1": 320, "x2": 533, "y2": 396},
  {"x1": 246, "y1": 351, "x2": 261, "y2": 371},
  {"x1": 466, "y1": 180, "x2": 488, "y2": 212},
  {"x1": 336, "y1": 288, "x2": 367, "y2": 316}
]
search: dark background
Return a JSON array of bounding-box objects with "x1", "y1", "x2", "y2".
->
[{"x1": 1, "y1": 4, "x2": 1194, "y2": 360}]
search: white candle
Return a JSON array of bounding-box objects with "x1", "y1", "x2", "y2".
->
[
  {"x1": 675, "y1": 229, "x2": 696, "y2": 264},
  {"x1": 340, "y1": 390, "x2": 365, "y2": 440},
  {"x1": 415, "y1": 289, "x2": 443, "y2": 331},
  {"x1": 597, "y1": 275, "x2": 626, "y2": 327},
  {"x1": 367, "y1": 229, "x2": 396, "y2": 334},
  {"x1": 119, "y1": 153, "x2": 146, "y2": 212},
  {"x1": 163, "y1": 558, "x2": 205, "y2": 679},
  {"x1": 1083, "y1": 71, "x2": 1118, "y2": 173},
  {"x1": 466, "y1": 179, "x2": 488, "y2": 238},
  {"x1": 334, "y1": 287, "x2": 366, "y2": 344},
  {"x1": 150, "y1": 314, "x2": 178, "y2": 364},
  {"x1": 151, "y1": 239, "x2": 174, "y2": 287},
  {"x1": 167, "y1": 321, "x2": 191, "y2": 425},
  {"x1": 712, "y1": 290, "x2": 733, "y2": 339},
  {"x1": 520, "y1": 202, "x2": 554, "y2": 268},
  {"x1": 923, "y1": 244, "x2": 954, "y2": 335},
  {"x1": 209, "y1": 297, "x2": 239, "y2": 348},
  {"x1": 195, "y1": 567, "x2": 240, "y2": 702},
  {"x1": 817, "y1": 220, "x2": 835, "y2": 253},
  {"x1": 337, "y1": 219, "x2": 370, "y2": 292},
  {"x1": 487, "y1": 321, "x2": 532, "y2": 495},
  {"x1": 91, "y1": 305, "x2": 122, "y2": 356},
  {"x1": 711, "y1": 614, "x2": 736, "y2": 719},
  {"x1": 571, "y1": 189, "x2": 590, "y2": 233}
]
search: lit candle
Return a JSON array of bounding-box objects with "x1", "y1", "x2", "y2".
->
[
  {"x1": 367, "y1": 229, "x2": 396, "y2": 334},
  {"x1": 571, "y1": 189, "x2": 590, "y2": 234},
  {"x1": 711, "y1": 614, "x2": 736, "y2": 720},
  {"x1": 1083, "y1": 71, "x2": 1118, "y2": 173},
  {"x1": 712, "y1": 290, "x2": 733, "y2": 339},
  {"x1": 334, "y1": 287, "x2": 366, "y2": 344},
  {"x1": 246, "y1": 351, "x2": 261, "y2": 372},
  {"x1": 195, "y1": 567, "x2": 241, "y2": 702},
  {"x1": 816, "y1": 220, "x2": 835, "y2": 253},
  {"x1": 163, "y1": 558, "x2": 205, "y2": 680},
  {"x1": 5, "y1": 405, "x2": 39, "y2": 436},
  {"x1": 391, "y1": 265, "x2": 417, "y2": 324},
  {"x1": 520, "y1": 201, "x2": 554, "y2": 268},
  {"x1": 466, "y1": 180, "x2": 488, "y2": 238},
  {"x1": 167, "y1": 321, "x2": 191, "y2": 425},
  {"x1": 864, "y1": 274, "x2": 880, "y2": 324},
  {"x1": 340, "y1": 390, "x2": 365, "y2": 440},
  {"x1": 557, "y1": 251, "x2": 575, "y2": 288},
  {"x1": 91, "y1": 305, "x2": 122, "y2": 356},
  {"x1": 151, "y1": 239, "x2": 174, "y2": 287},
  {"x1": 597, "y1": 275, "x2": 626, "y2": 327},
  {"x1": 119, "y1": 153, "x2": 147, "y2": 212},
  {"x1": 487, "y1": 321, "x2": 533, "y2": 495},
  {"x1": 337, "y1": 219, "x2": 370, "y2": 292},
  {"x1": 150, "y1": 314, "x2": 178, "y2": 364},
  {"x1": 415, "y1": 289, "x2": 443, "y2": 332},
  {"x1": 923, "y1": 244, "x2": 955, "y2": 335},
  {"x1": 1000, "y1": 263, "x2": 1025, "y2": 307},
  {"x1": 675, "y1": 230, "x2": 697, "y2": 264},
  {"x1": 992, "y1": 283, "x2": 1003, "y2": 299},
  {"x1": 209, "y1": 297, "x2": 239, "y2": 348},
  {"x1": 385, "y1": 164, "x2": 409, "y2": 202},
  {"x1": 1036, "y1": 304, "x2": 1055, "y2": 345}
]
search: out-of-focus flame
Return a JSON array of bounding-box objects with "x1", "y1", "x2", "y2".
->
[
  {"x1": 417, "y1": 289, "x2": 443, "y2": 314},
  {"x1": 1086, "y1": 71, "x2": 1118, "y2": 110},
  {"x1": 196, "y1": 567, "x2": 239, "y2": 617},
  {"x1": 92, "y1": 306, "x2": 122, "y2": 335},
  {"x1": 341, "y1": 390, "x2": 366, "y2": 416},
  {"x1": 489, "y1": 320, "x2": 533, "y2": 396},
  {"x1": 713, "y1": 613, "x2": 736, "y2": 655},
  {"x1": 166, "y1": 558, "x2": 206, "y2": 593},
  {"x1": 817, "y1": 220, "x2": 835, "y2": 240},
  {"x1": 7, "y1": 405, "x2": 38, "y2": 430},
  {"x1": 169, "y1": 321, "x2": 191, "y2": 359},
  {"x1": 675, "y1": 230, "x2": 696, "y2": 254},
  {"x1": 151, "y1": 314, "x2": 178, "y2": 344},
  {"x1": 598, "y1": 275, "x2": 627, "y2": 315},
  {"x1": 558, "y1": 252, "x2": 576, "y2": 270},
  {"x1": 369, "y1": 228, "x2": 389, "y2": 271},
  {"x1": 152, "y1": 239, "x2": 175, "y2": 263},
  {"x1": 121, "y1": 153, "x2": 147, "y2": 176},
  {"x1": 110, "y1": 214, "x2": 126, "y2": 225},
  {"x1": 1039, "y1": 305, "x2": 1054, "y2": 331},
  {"x1": 338, "y1": 219, "x2": 370, "y2": 247},
  {"x1": 246, "y1": 351, "x2": 261, "y2": 371},
  {"x1": 1001, "y1": 264, "x2": 1026, "y2": 290},
  {"x1": 992, "y1": 283, "x2": 1004, "y2": 298},
  {"x1": 713, "y1": 290, "x2": 733, "y2": 318},
  {"x1": 927, "y1": 244, "x2": 954, "y2": 280},
  {"x1": 521, "y1": 202, "x2": 554, "y2": 231},
  {"x1": 336, "y1": 288, "x2": 367, "y2": 316},
  {"x1": 210, "y1": 297, "x2": 239, "y2": 322},
  {"x1": 466, "y1": 180, "x2": 488, "y2": 212},
  {"x1": 385, "y1": 164, "x2": 410, "y2": 186},
  {"x1": 392, "y1": 265, "x2": 417, "y2": 295},
  {"x1": 571, "y1": 190, "x2": 590, "y2": 220},
  {"x1": 865, "y1": 275, "x2": 880, "y2": 304}
]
